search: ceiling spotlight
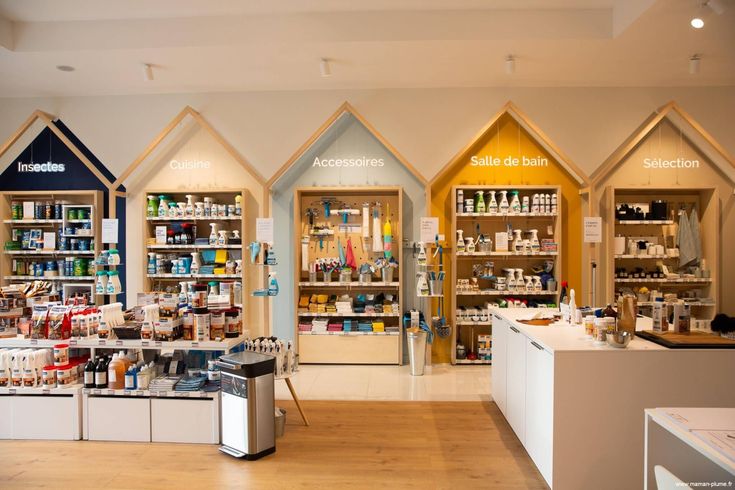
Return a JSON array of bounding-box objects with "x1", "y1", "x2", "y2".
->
[
  {"x1": 142, "y1": 63, "x2": 154, "y2": 82},
  {"x1": 690, "y1": 16, "x2": 704, "y2": 28},
  {"x1": 319, "y1": 58, "x2": 331, "y2": 78},
  {"x1": 689, "y1": 54, "x2": 701, "y2": 75},
  {"x1": 56, "y1": 65, "x2": 75, "y2": 72},
  {"x1": 505, "y1": 55, "x2": 516, "y2": 75}
]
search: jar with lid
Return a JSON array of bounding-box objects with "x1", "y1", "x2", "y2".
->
[
  {"x1": 593, "y1": 318, "x2": 608, "y2": 345},
  {"x1": 191, "y1": 283, "x2": 208, "y2": 308},
  {"x1": 225, "y1": 309, "x2": 239, "y2": 338},
  {"x1": 210, "y1": 310, "x2": 225, "y2": 340},
  {"x1": 42, "y1": 366, "x2": 58, "y2": 388}
]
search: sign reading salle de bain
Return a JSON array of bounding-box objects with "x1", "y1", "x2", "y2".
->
[{"x1": 470, "y1": 155, "x2": 548, "y2": 167}]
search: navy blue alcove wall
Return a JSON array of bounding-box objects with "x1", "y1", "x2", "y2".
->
[{"x1": 0, "y1": 120, "x2": 127, "y2": 301}]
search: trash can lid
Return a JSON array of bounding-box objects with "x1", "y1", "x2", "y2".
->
[{"x1": 217, "y1": 351, "x2": 275, "y2": 378}]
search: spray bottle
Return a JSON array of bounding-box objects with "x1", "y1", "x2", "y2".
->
[
  {"x1": 499, "y1": 191, "x2": 509, "y2": 214},
  {"x1": 529, "y1": 229, "x2": 540, "y2": 253},
  {"x1": 209, "y1": 223, "x2": 218, "y2": 245},
  {"x1": 475, "y1": 191, "x2": 486, "y2": 213},
  {"x1": 147, "y1": 253, "x2": 157, "y2": 275},
  {"x1": 268, "y1": 272, "x2": 279, "y2": 296},
  {"x1": 146, "y1": 195, "x2": 158, "y2": 218},
  {"x1": 457, "y1": 229, "x2": 465, "y2": 253},
  {"x1": 488, "y1": 191, "x2": 498, "y2": 214},
  {"x1": 504, "y1": 268, "x2": 516, "y2": 291},
  {"x1": 417, "y1": 242, "x2": 427, "y2": 266},
  {"x1": 512, "y1": 229, "x2": 523, "y2": 253},
  {"x1": 510, "y1": 191, "x2": 521, "y2": 213}
]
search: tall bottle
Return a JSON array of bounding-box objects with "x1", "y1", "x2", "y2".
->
[
  {"x1": 487, "y1": 191, "x2": 498, "y2": 214},
  {"x1": 107, "y1": 353, "x2": 126, "y2": 390},
  {"x1": 84, "y1": 357, "x2": 97, "y2": 388},
  {"x1": 499, "y1": 191, "x2": 509, "y2": 214},
  {"x1": 475, "y1": 191, "x2": 486, "y2": 213},
  {"x1": 510, "y1": 191, "x2": 521, "y2": 213},
  {"x1": 94, "y1": 356, "x2": 108, "y2": 388}
]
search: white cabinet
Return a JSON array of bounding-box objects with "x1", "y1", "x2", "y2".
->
[
  {"x1": 491, "y1": 314, "x2": 508, "y2": 415},
  {"x1": 87, "y1": 396, "x2": 151, "y2": 442},
  {"x1": 151, "y1": 397, "x2": 220, "y2": 444},
  {"x1": 506, "y1": 324, "x2": 527, "y2": 443},
  {"x1": 525, "y1": 338, "x2": 554, "y2": 484}
]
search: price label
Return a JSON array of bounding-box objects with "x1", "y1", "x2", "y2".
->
[
  {"x1": 42, "y1": 388, "x2": 50, "y2": 394},
  {"x1": 191, "y1": 342, "x2": 199, "y2": 348},
  {"x1": 141, "y1": 341, "x2": 149, "y2": 347},
  {"x1": 155, "y1": 341, "x2": 162, "y2": 347},
  {"x1": 98, "y1": 340, "x2": 106, "y2": 346},
  {"x1": 115, "y1": 340, "x2": 123, "y2": 346},
  {"x1": 30, "y1": 339, "x2": 38, "y2": 345},
  {"x1": 107, "y1": 389, "x2": 115, "y2": 396},
  {"x1": 69, "y1": 339, "x2": 77, "y2": 346},
  {"x1": 176, "y1": 391, "x2": 189, "y2": 397},
  {"x1": 93, "y1": 389, "x2": 101, "y2": 395},
  {"x1": 136, "y1": 390, "x2": 145, "y2": 396},
  {"x1": 9, "y1": 388, "x2": 16, "y2": 395}
]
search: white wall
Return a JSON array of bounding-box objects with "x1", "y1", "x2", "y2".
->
[{"x1": 1, "y1": 87, "x2": 733, "y2": 184}]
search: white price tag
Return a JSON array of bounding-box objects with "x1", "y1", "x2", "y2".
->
[
  {"x1": 93, "y1": 389, "x2": 101, "y2": 395},
  {"x1": 420, "y1": 217, "x2": 439, "y2": 244},
  {"x1": 191, "y1": 342, "x2": 199, "y2": 348},
  {"x1": 69, "y1": 339, "x2": 77, "y2": 346},
  {"x1": 136, "y1": 390, "x2": 145, "y2": 396},
  {"x1": 176, "y1": 391, "x2": 190, "y2": 397},
  {"x1": 256, "y1": 218, "x2": 274, "y2": 244},
  {"x1": 584, "y1": 217, "x2": 602, "y2": 243},
  {"x1": 101, "y1": 219, "x2": 119, "y2": 244},
  {"x1": 98, "y1": 340, "x2": 106, "y2": 346},
  {"x1": 115, "y1": 340, "x2": 123, "y2": 346},
  {"x1": 9, "y1": 388, "x2": 16, "y2": 395},
  {"x1": 30, "y1": 339, "x2": 38, "y2": 345},
  {"x1": 141, "y1": 341, "x2": 149, "y2": 347}
]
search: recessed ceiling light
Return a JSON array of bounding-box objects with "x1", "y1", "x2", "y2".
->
[
  {"x1": 56, "y1": 65, "x2": 75, "y2": 72},
  {"x1": 690, "y1": 16, "x2": 704, "y2": 28}
]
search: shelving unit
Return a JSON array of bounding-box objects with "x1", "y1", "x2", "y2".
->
[
  {"x1": 607, "y1": 187, "x2": 719, "y2": 320},
  {"x1": 450, "y1": 185, "x2": 562, "y2": 365},
  {"x1": 0, "y1": 190, "x2": 102, "y2": 304},
  {"x1": 294, "y1": 186, "x2": 403, "y2": 364},
  {"x1": 143, "y1": 189, "x2": 245, "y2": 305},
  {"x1": 0, "y1": 385, "x2": 83, "y2": 440}
]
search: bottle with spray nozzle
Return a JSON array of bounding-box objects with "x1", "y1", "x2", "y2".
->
[
  {"x1": 417, "y1": 242, "x2": 427, "y2": 266},
  {"x1": 510, "y1": 191, "x2": 521, "y2": 213},
  {"x1": 209, "y1": 223, "x2": 218, "y2": 245},
  {"x1": 529, "y1": 229, "x2": 540, "y2": 253},
  {"x1": 499, "y1": 191, "x2": 509, "y2": 214},
  {"x1": 475, "y1": 191, "x2": 486, "y2": 213},
  {"x1": 457, "y1": 229, "x2": 465, "y2": 253},
  {"x1": 512, "y1": 229, "x2": 523, "y2": 253},
  {"x1": 268, "y1": 272, "x2": 279, "y2": 296},
  {"x1": 488, "y1": 191, "x2": 498, "y2": 214},
  {"x1": 185, "y1": 194, "x2": 194, "y2": 217}
]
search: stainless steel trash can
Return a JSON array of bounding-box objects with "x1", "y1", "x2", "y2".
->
[
  {"x1": 217, "y1": 351, "x2": 276, "y2": 460},
  {"x1": 407, "y1": 330, "x2": 427, "y2": 376}
]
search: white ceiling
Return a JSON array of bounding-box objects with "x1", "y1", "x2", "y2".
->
[{"x1": 0, "y1": 0, "x2": 732, "y2": 97}]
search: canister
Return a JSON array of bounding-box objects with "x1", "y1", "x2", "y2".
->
[
  {"x1": 225, "y1": 309, "x2": 240, "y2": 338},
  {"x1": 56, "y1": 365, "x2": 73, "y2": 385},
  {"x1": 42, "y1": 366, "x2": 57, "y2": 388},
  {"x1": 193, "y1": 307, "x2": 210, "y2": 341},
  {"x1": 54, "y1": 203, "x2": 62, "y2": 220},
  {"x1": 67, "y1": 209, "x2": 77, "y2": 220},
  {"x1": 73, "y1": 258, "x2": 85, "y2": 276},
  {"x1": 192, "y1": 283, "x2": 208, "y2": 308},
  {"x1": 182, "y1": 311, "x2": 194, "y2": 340},
  {"x1": 210, "y1": 310, "x2": 225, "y2": 340},
  {"x1": 54, "y1": 343, "x2": 69, "y2": 366}
]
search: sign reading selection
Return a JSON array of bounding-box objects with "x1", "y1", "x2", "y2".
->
[
  {"x1": 643, "y1": 158, "x2": 700, "y2": 169},
  {"x1": 470, "y1": 155, "x2": 548, "y2": 167}
]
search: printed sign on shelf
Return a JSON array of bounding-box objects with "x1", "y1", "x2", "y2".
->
[
  {"x1": 102, "y1": 219, "x2": 119, "y2": 244},
  {"x1": 583, "y1": 217, "x2": 602, "y2": 243},
  {"x1": 256, "y1": 218, "x2": 274, "y2": 244},
  {"x1": 470, "y1": 155, "x2": 549, "y2": 167},
  {"x1": 420, "y1": 217, "x2": 439, "y2": 243}
]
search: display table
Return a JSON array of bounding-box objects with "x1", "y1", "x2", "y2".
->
[
  {"x1": 0, "y1": 386, "x2": 82, "y2": 440},
  {"x1": 490, "y1": 308, "x2": 735, "y2": 489},
  {"x1": 644, "y1": 408, "x2": 735, "y2": 489}
]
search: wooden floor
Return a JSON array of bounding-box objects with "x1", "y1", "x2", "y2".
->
[{"x1": 0, "y1": 401, "x2": 547, "y2": 489}]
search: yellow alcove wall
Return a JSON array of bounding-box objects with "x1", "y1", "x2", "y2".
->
[{"x1": 430, "y1": 109, "x2": 588, "y2": 363}]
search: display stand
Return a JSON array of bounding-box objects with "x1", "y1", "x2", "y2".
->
[
  {"x1": 113, "y1": 106, "x2": 267, "y2": 334},
  {"x1": 294, "y1": 186, "x2": 403, "y2": 364},
  {"x1": 0, "y1": 111, "x2": 123, "y2": 305},
  {"x1": 590, "y1": 101, "x2": 735, "y2": 318},
  {"x1": 429, "y1": 102, "x2": 589, "y2": 364},
  {"x1": 267, "y1": 102, "x2": 427, "y2": 364}
]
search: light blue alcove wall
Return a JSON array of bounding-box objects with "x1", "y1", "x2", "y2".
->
[{"x1": 269, "y1": 111, "x2": 426, "y2": 357}]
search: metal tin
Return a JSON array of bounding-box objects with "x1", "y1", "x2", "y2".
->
[{"x1": 54, "y1": 203, "x2": 62, "y2": 219}]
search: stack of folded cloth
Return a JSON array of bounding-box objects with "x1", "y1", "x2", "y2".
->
[
  {"x1": 149, "y1": 375, "x2": 180, "y2": 392},
  {"x1": 357, "y1": 321, "x2": 373, "y2": 332},
  {"x1": 311, "y1": 318, "x2": 328, "y2": 332},
  {"x1": 385, "y1": 324, "x2": 400, "y2": 333},
  {"x1": 372, "y1": 321, "x2": 385, "y2": 332},
  {"x1": 343, "y1": 319, "x2": 355, "y2": 332},
  {"x1": 175, "y1": 374, "x2": 207, "y2": 392},
  {"x1": 298, "y1": 322, "x2": 313, "y2": 332},
  {"x1": 327, "y1": 321, "x2": 343, "y2": 332},
  {"x1": 354, "y1": 294, "x2": 366, "y2": 313},
  {"x1": 335, "y1": 300, "x2": 353, "y2": 315}
]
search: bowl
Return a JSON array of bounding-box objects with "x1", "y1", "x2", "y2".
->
[{"x1": 606, "y1": 330, "x2": 632, "y2": 348}]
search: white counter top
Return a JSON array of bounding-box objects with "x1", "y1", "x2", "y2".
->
[{"x1": 491, "y1": 307, "x2": 667, "y2": 352}]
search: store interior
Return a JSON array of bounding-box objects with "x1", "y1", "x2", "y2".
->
[{"x1": 0, "y1": 1, "x2": 734, "y2": 489}]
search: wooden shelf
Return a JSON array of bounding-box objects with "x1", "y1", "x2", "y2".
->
[
  {"x1": 457, "y1": 212, "x2": 557, "y2": 218},
  {"x1": 297, "y1": 312, "x2": 400, "y2": 318},
  {"x1": 3, "y1": 219, "x2": 62, "y2": 225},
  {"x1": 616, "y1": 219, "x2": 674, "y2": 225},
  {"x1": 146, "y1": 216, "x2": 241, "y2": 222},
  {"x1": 146, "y1": 244, "x2": 241, "y2": 250},
  {"x1": 614, "y1": 278, "x2": 711, "y2": 283},
  {"x1": 299, "y1": 281, "x2": 399, "y2": 288},
  {"x1": 456, "y1": 251, "x2": 558, "y2": 257},
  {"x1": 4, "y1": 250, "x2": 94, "y2": 256},
  {"x1": 455, "y1": 359, "x2": 492, "y2": 365},
  {"x1": 614, "y1": 254, "x2": 674, "y2": 259},
  {"x1": 298, "y1": 331, "x2": 399, "y2": 336},
  {"x1": 456, "y1": 290, "x2": 556, "y2": 296},
  {"x1": 4, "y1": 275, "x2": 94, "y2": 281}
]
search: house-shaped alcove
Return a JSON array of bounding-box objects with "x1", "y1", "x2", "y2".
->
[
  {"x1": 0, "y1": 110, "x2": 125, "y2": 305},
  {"x1": 114, "y1": 106, "x2": 268, "y2": 337},
  {"x1": 430, "y1": 102, "x2": 589, "y2": 364},
  {"x1": 590, "y1": 101, "x2": 735, "y2": 318},
  {"x1": 267, "y1": 102, "x2": 428, "y2": 364}
]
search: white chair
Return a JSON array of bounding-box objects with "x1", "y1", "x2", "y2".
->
[{"x1": 654, "y1": 465, "x2": 691, "y2": 490}]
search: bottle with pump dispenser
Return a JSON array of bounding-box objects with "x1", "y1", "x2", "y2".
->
[
  {"x1": 499, "y1": 191, "x2": 509, "y2": 214},
  {"x1": 488, "y1": 191, "x2": 498, "y2": 214}
]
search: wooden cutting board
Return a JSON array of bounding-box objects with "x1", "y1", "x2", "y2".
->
[{"x1": 637, "y1": 330, "x2": 735, "y2": 349}]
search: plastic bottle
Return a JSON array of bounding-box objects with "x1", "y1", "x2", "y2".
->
[
  {"x1": 94, "y1": 356, "x2": 108, "y2": 388},
  {"x1": 147, "y1": 253, "x2": 157, "y2": 275},
  {"x1": 157, "y1": 195, "x2": 168, "y2": 218},
  {"x1": 512, "y1": 229, "x2": 523, "y2": 253},
  {"x1": 268, "y1": 272, "x2": 279, "y2": 296},
  {"x1": 84, "y1": 357, "x2": 96, "y2": 388},
  {"x1": 531, "y1": 193, "x2": 540, "y2": 213},
  {"x1": 456, "y1": 190, "x2": 464, "y2": 214},
  {"x1": 499, "y1": 191, "x2": 509, "y2": 214},
  {"x1": 235, "y1": 195, "x2": 243, "y2": 216},
  {"x1": 209, "y1": 223, "x2": 218, "y2": 245},
  {"x1": 652, "y1": 299, "x2": 664, "y2": 332},
  {"x1": 185, "y1": 194, "x2": 194, "y2": 218},
  {"x1": 510, "y1": 191, "x2": 521, "y2": 213},
  {"x1": 107, "y1": 353, "x2": 126, "y2": 390},
  {"x1": 551, "y1": 193, "x2": 558, "y2": 215},
  {"x1": 146, "y1": 195, "x2": 159, "y2": 218},
  {"x1": 488, "y1": 191, "x2": 498, "y2": 214},
  {"x1": 529, "y1": 229, "x2": 540, "y2": 253},
  {"x1": 475, "y1": 191, "x2": 486, "y2": 213},
  {"x1": 124, "y1": 367, "x2": 137, "y2": 390}
]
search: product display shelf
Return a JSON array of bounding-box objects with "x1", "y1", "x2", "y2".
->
[
  {"x1": 298, "y1": 281, "x2": 400, "y2": 288},
  {"x1": 450, "y1": 185, "x2": 562, "y2": 365},
  {"x1": 83, "y1": 387, "x2": 217, "y2": 398},
  {"x1": 294, "y1": 186, "x2": 403, "y2": 364},
  {"x1": 143, "y1": 189, "x2": 245, "y2": 311},
  {"x1": 4, "y1": 275, "x2": 95, "y2": 281},
  {"x1": 0, "y1": 384, "x2": 83, "y2": 440},
  {"x1": 0, "y1": 190, "x2": 103, "y2": 305},
  {"x1": 456, "y1": 320, "x2": 492, "y2": 326},
  {"x1": 298, "y1": 331, "x2": 400, "y2": 336},
  {"x1": 608, "y1": 187, "x2": 719, "y2": 320},
  {"x1": 0, "y1": 334, "x2": 246, "y2": 352}
]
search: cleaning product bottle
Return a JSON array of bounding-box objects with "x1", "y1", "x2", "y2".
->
[
  {"x1": 235, "y1": 195, "x2": 243, "y2": 216},
  {"x1": 417, "y1": 242, "x2": 427, "y2": 266},
  {"x1": 157, "y1": 195, "x2": 168, "y2": 218},
  {"x1": 529, "y1": 229, "x2": 540, "y2": 253},
  {"x1": 522, "y1": 196, "x2": 530, "y2": 214},
  {"x1": 457, "y1": 229, "x2": 465, "y2": 252},
  {"x1": 383, "y1": 204, "x2": 392, "y2": 259},
  {"x1": 456, "y1": 190, "x2": 464, "y2": 214},
  {"x1": 512, "y1": 229, "x2": 523, "y2": 253},
  {"x1": 568, "y1": 289, "x2": 577, "y2": 324},
  {"x1": 533, "y1": 275, "x2": 542, "y2": 291},
  {"x1": 94, "y1": 355, "x2": 108, "y2": 389},
  {"x1": 515, "y1": 269, "x2": 525, "y2": 292},
  {"x1": 179, "y1": 282, "x2": 188, "y2": 305},
  {"x1": 146, "y1": 195, "x2": 159, "y2": 218},
  {"x1": 209, "y1": 223, "x2": 218, "y2": 245},
  {"x1": 124, "y1": 366, "x2": 136, "y2": 390},
  {"x1": 475, "y1": 191, "x2": 486, "y2": 213},
  {"x1": 531, "y1": 193, "x2": 540, "y2": 213},
  {"x1": 217, "y1": 230, "x2": 228, "y2": 246},
  {"x1": 510, "y1": 191, "x2": 521, "y2": 213},
  {"x1": 190, "y1": 252, "x2": 201, "y2": 274},
  {"x1": 505, "y1": 269, "x2": 516, "y2": 291},
  {"x1": 416, "y1": 272, "x2": 429, "y2": 296},
  {"x1": 185, "y1": 194, "x2": 195, "y2": 218},
  {"x1": 84, "y1": 357, "x2": 97, "y2": 388},
  {"x1": 524, "y1": 276, "x2": 534, "y2": 292},
  {"x1": 268, "y1": 272, "x2": 279, "y2": 296},
  {"x1": 499, "y1": 191, "x2": 509, "y2": 214},
  {"x1": 551, "y1": 193, "x2": 558, "y2": 215},
  {"x1": 488, "y1": 191, "x2": 498, "y2": 214}
]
